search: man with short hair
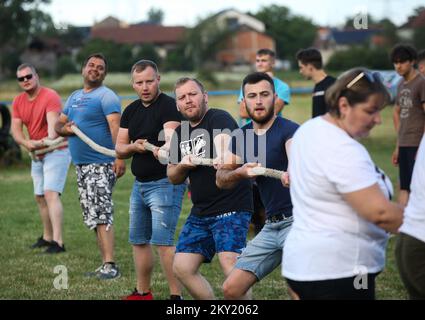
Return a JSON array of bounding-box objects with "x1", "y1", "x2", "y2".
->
[
  {"x1": 238, "y1": 48, "x2": 291, "y2": 125},
  {"x1": 116, "y1": 60, "x2": 186, "y2": 300},
  {"x1": 238, "y1": 48, "x2": 290, "y2": 235},
  {"x1": 217, "y1": 72, "x2": 299, "y2": 299},
  {"x1": 11, "y1": 63, "x2": 71, "y2": 254},
  {"x1": 167, "y1": 77, "x2": 253, "y2": 299},
  {"x1": 296, "y1": 48, "x2": 336, "y2": 118},
  {"x1": 55, "y1": 53, "x2": 126, "y2": 279},
  {"x1": 390, "y1": 44, "x2": 425, "y2": 206}
]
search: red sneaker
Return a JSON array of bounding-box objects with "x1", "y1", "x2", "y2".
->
[{"x1": 122, "y1": 289, "x2": 154, "y2": 300}]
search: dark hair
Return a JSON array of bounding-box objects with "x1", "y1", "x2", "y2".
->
[
  {"x1": 418, "y1": 49, "x2": 425, "y2": 63},
  {"x1": 131, "y1": 59, "x2": 159, "y2": 74},
  {"x1": 174, "y1": 77, "x2": 205, "y2": 94},
  {"x1": 242, "y1": 72, "x2": 275, "y2": 97},
  {"x1": 296, "y1": 48, "x2": 323, "y2": 69},
  {"x1": 390, "y1": 44, "x2": 417, "y2": 63},
  {"x1": 83, "y1": 53, "x2": 108, "y2": 72},
  {"x1": 257, "y1": 48, "x2": 275, "y2": 58},
  {"x1": 325, "y1": 68, "x2": 390, "y2": 118}
]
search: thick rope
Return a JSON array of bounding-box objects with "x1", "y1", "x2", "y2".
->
[
  {"x1": 70, "y1": 125, "x2": 116, "y2": 157},
  {"x1": 250, "y1": 166, "x2": 285, "y2": 180}
]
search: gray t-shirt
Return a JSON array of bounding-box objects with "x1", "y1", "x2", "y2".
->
[{"x1": 396, "y1": 73, "x2": 425, "y2": 147}]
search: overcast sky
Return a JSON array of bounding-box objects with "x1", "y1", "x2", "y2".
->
[{"x1": 42, "y1": 0, "x2": 422, "y2": 28}]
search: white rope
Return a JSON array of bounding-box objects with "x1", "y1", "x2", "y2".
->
[
  {"x1": 29, "y1": 137, "x2": 67, "y2": 161},
  {"x1": 250, "y1": 166, "x2": 285, "y2": 180},
  {"x1": 70, "y1": 125, "x2": 116, "y2": 157}
]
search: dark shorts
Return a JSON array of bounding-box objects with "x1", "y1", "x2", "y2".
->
[
  {"x1": 395, "y1": 233, "x2": 425, "y2": 299},
  {"x1": 398, "y1": 146, "x2": 418, "y2": 191},
  {"x1": 176, "y1": 211, "x2": 251, "y2": 263},
  {"x1": 286, "y1": 273, "x2": 378, "y2": 300},
  {"x1": 75, "y1": 163, "x2": 116, "y2": 230}
]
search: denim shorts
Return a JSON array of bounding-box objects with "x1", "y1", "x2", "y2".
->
[
  {"x1": 129, "y1": 178, "x2": 186, "y2": 246},
  {"x1": 31, "y1": 149, "x2": 71, "y2": 195},
  {"x1": 176, "y1": 211, "x2": 252, "y2": 263},
  {"x1": 235, "y1": 216, "x2": 293, "y2": 280}
]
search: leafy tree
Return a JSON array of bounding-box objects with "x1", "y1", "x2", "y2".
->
[
  {"x1": 326, "y1": 47, "x2": 392, "y2": 71},
  {"x1": 254, "y1": 5, "x2": 316, "y2": 61},
  {"x1": 135, "y1": 44, "x2": 162, "y2": 66},
  {"x1": 77, "y1": 39, "x2": 134, "y2": 72},
  {"x1": 56, "y1": 55, "x2": 77, "y2": 77},
  {"x1": 147, "y1": 7, "x2": 164, "y2": 25}
]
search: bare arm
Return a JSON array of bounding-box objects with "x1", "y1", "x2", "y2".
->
[
  {"x1": 55, "y1": 113, "x2": 75, "y2": 137},
  {"x1": 106, "y1": 112, "x2": 126, "y2": 178},
  {"x1": 274, "y1": 98, "x2": 285, "y2": 115},
  {"x1": 238, "y1": 100, "x2": 249, "y2": 119},
  {"x1": 11, "y1": 118, "x2": 43, "y2": 151},
  {"x1": 392, "y1": 104, "x2": 401, "y2": 166},
  {"x1": 343, "y1": 183, "x2": 403, "y2": 233},
  {"x1": 46, "y1": 111, "x2": 60, "y2": 139},
  {"x1": 167, "y1": 155, "x2": 197, "y2": 185},
  {"x1": 216, "y1": 150, "x2": 259, "y2": 189}
]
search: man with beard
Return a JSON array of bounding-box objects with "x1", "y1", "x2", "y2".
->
[
  {"x1": 56, "y1": 53, "x2": 126, "y2": 279},
  {"x1": 390, "y1": 44, "x2": 425, "y2": 207},
  {"x1": 116, "y1": 60, "x2": 186, "y2": 300},
  {"x1": 216, "y1": 72, "x2": 299, "y2": 299},
  {"x1": 167, "y1": 78, "x2": 253, "y2": 299}
]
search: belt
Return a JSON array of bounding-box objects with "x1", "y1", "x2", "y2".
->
[{"x1": 265, "y1": 213, "x2": 292, "y2": 224}]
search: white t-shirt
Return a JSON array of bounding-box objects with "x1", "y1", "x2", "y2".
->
[
  {"x1": 399, "y1": 134, "x2": 425, "y2": 242},
  {"x1": 282, "y1": 117, "x2": 390, "y2": 281}
]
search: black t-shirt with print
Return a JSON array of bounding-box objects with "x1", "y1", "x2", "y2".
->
[
  {"x1": 170, "y1": 108, "x2": 253, "y2": 217},
  {"x1": 121, "y1": 93, "x2": 183, "y2": 182},
  {"x1": 312, "y1": 75, "x2": 336, "y2": 118}
]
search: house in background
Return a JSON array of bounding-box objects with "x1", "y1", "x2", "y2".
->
[
  {"x1": 90, "y1": 17, "x2": 186, "y2": 58},
  {"x1": 212, "y1": 9, "x2": 276, "y2": 69},
  {"x1": 314, "y1": 27, "x2": 383, "y2": 65},
  {"x1": 397, "y1": 7, "x2": 425, "y2": 41}
]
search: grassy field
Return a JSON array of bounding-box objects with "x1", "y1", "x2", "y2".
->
[{"x1": 0, "y1": 93, "x2": 408, "y2": 300}]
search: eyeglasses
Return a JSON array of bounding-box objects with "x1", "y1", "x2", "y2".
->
[
  {"x1": 346, "y1": 71, "x2": 382, "y2": 89},
  {"x1": 17, "y1": 74, "x2": 33, "y2": 82}
]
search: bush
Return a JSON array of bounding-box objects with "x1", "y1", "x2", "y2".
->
[
  {"x1": 326, "y1": 47, "x2": 393, "y2": 71},
  {"x1": 56, "y1": 55, "x2": 77, "y2": 78}
]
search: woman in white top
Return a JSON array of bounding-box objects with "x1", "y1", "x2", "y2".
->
[
  {"x1": 395, "y1": 134, "x2": 425, "y2": 299},
  {"x1": 282, "y1": 68, "x2": 403, "y2": 300}
]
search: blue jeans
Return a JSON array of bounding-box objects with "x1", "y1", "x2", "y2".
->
[{"x1": 129, "y1": 178, "x2": 186, "y2": 246}]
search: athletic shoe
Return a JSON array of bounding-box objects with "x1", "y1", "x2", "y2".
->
[
  {"x1": 122, "y1": 289, "x2": 154, "y2": 300},
  {"x1": 84, "y1": 265, "x2": 104, "y2": 278},
  {"x1": 30, "y1": 236, "x2": 52, "y2": 249},
  {"x1": 97, "y1": 262, "x2": 120, "y2": 280},
  {"x1": 44, "y1": 241, "x2": 66, "y2": 254}
]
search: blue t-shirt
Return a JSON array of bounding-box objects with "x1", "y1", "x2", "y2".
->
[
  {"x1": 231, "y1": 116, "x2": 299, "y2": 218},
  {"x1": 237, "y1": 77, "x2": 291, "y2": 126},
  {"x1": 63, "y1": 86, "x2": 121, "y2": 165}
]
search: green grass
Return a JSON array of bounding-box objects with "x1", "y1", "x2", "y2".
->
[{"x1": 0, "y1": 94, "x2": 408, "y2": 300}]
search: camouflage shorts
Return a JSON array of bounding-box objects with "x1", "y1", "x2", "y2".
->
[{"x1": 75, "y1": 163, "x2": 116, "y2": 230}]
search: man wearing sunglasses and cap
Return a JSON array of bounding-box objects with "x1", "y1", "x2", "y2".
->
[{"x1": 11, "y1": 63, "x2": 71, "y2": 254}]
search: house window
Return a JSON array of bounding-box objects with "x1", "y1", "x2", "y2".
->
[{"x1": 226, "y1": 18, "x2": 239, "y2": 30}]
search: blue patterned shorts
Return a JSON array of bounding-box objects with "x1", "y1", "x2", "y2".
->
[{"x1": 176, "y1": 211, "x2": 251, "y2": 263}]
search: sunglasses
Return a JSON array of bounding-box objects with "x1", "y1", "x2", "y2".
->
[
  {"x1": 17, "y1": 74, "x2": 33, "y2": 82},
  {"x1": 346, "y1": 71, "x2": 382, "y2": 89}
]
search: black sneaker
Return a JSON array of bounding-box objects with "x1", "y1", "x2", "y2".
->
[
  {"x1": 97, "y1": 263, "x2": 120, "y2": 280},
  {"x1": 84, "y1": 265, "x2": 104, "y2": 278},
  {"x1": 44, "y1": 241, "x2": 66, "y2": 254},
  {"x1": 30, "y1": 236, "x2": 52, "y2": 249}
]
